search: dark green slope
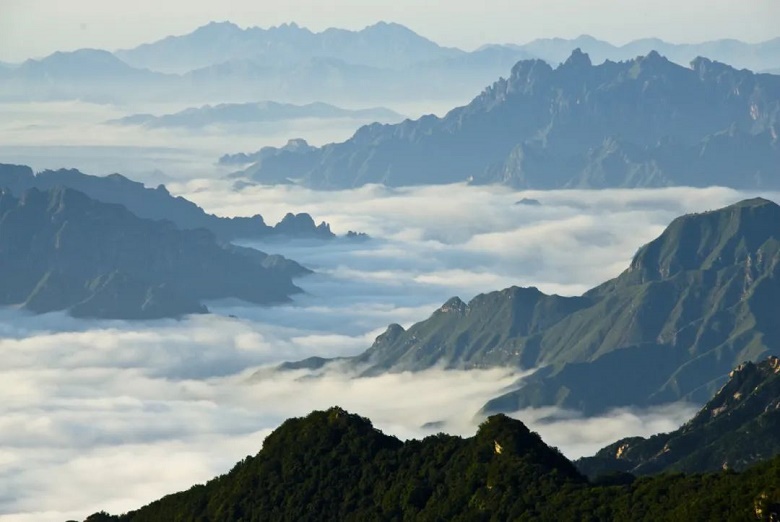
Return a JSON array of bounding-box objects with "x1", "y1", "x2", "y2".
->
[
  {"x1": 84, "y1": 407, "x2": 780, "y2": 522},
  {"x1": 0, "y1": 163, "x2": 334, "y2": 241},
  {"x1": 244, "y1": 50, "x2": 780, "y2": 189},
  {"x1": 578, "y1": 356, "x2": 780, "y2": 477},
  {"x1": 0, "y1": 187, "x2": 307, "y2": 319},
  {"x1": 292, "y1": 198, "x2": 780, "y2": 415}
]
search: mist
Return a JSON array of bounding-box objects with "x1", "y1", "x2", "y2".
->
[{"x1": 0, "y1": 176, "x2": 774, "y2": 520}]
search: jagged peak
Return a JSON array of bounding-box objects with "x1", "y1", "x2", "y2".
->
[
  {"x1": 729, "y1": 356, "x2": 780, "y2": 379},
  {"x1": 634, "y1": 50, "x2": 674, "y2": 69},
  {"x1": 561, "y1": 48, "x2": 592, "y2": 68},
  {"x1": 438, "y1": 296, "x2": 468, "y2": 314}
]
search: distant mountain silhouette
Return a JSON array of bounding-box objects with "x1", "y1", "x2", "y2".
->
[
  {"x1": 512, "y1": 34, "x2": 780, "y2": 72},
  {"x1": 108, "y1": 101, "x2": 402, "y2": 129},
  {"x1": 0, "y1": 22, "x2": 533, "y2": 104},
  {"x1": 0, "y1": 49, "x2": 175, "y2": 103},
  {"x1": 241, "y1": 50, "x2": 780, "y2": 189},
  {"x1": 115, "y1": 21, "x2": 461, "y2": 73},
  {"x1": 4, "y1": 24, "x2": 777, "y2": 106}
]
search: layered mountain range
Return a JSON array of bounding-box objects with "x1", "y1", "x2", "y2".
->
[
  {"x1": 2, "y1": 22, "x2": 778, "y2": 105},
  {"x1": 242, "y1": 50, "x2": 780, "y2": 190},
  {"x1": 83, "y1": 406, "x2": 780, "y2": 522},
  {"x1": 0, "y1": 22, "x2": 532, "y2": 104},
  {"x1": 0, "y1": 164, "x2": 335, "y2": 241},
  {"x1": 281, "y1": 198, "x2": 780, "y2": 416},
  {"x1": 0, "y1": 186, "x2": 308, "y2": 319}
]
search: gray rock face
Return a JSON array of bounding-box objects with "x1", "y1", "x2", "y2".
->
[
  {"x1": 576, "y1": 356, "x2": 780, "y2": 477},
  {"x1": 242, "y1": 51, "x2": 780, "y2": 190}
]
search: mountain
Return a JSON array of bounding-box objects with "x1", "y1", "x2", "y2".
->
[
  {"x1": 220, "y1": 138, "x2": 316, "y2": 167},
  {"x1": 0, "y1": 49, "x2": 174, "y2": 103},
  {"x1": 83, "y1": 407, "x2": 780, "y2": 522},
  {"x1": 0, "y1": 164, "x2": 335, "y2": 241},
  {"x1": 240, "y1": 50, "x2": 780, "y2": 190},
  {"x1": 281, "y1": 198, "x2": 780, "y2": 415},
  {"x1": 515, "y1": 35, "x2": 780, "y2": 72},
  {"x1": 179, "y1": 52, "x2": 525, "y2": 105},
  {"x1": 577, "y1": 356, "x2": 780, "y2": 477},
  {"x1": 108, "y1": 101, "x2": 403, "y2": 128},
  {"x1": 115, "y1": 21, "x2": 462, "y2": 74},
  {"x1": 0, "y1": 186, "x2": 307, "y2": 319},
  {"x1": 2, "y1": 23, "x2": 533, "y2": 105}
]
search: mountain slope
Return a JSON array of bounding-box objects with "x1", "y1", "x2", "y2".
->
[
  {"x1": 84, "y1": 407, "x2": 780, "y2": 522},
  {"x1": 284, "y1": 198, "x2": 780, "y2": 415},
  {"x1": 0, "y1": 187, "x2": 306, "y2": 319},
  {"x1": 0, "y1": 164, "x2": 334, "y2": 241},
  {"x1": 242, "y1": 50, "x2": 780, "y2": 190},
  {"x1": 577, "y1": 356, "x2": 780, "y2": 477},
  {"x1": 0, "y1": 49, "x2": 174, "y2": 102}
]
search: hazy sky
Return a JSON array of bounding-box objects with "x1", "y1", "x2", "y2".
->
[{"x1": 1, "y1": 0, "x2": 778, "y2": 62}]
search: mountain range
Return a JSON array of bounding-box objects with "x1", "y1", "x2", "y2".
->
[
  {"x1": 498, "y1": 34, "x2": 780, "y2": 73},
  {"x1": 577, "y1": 356, "x2": 780, "y2": 477},
  {"x1": 0, "y1": 186, "x2": 307, "y2": 319},
  {"x1": 279, "y1": 198, "x2": 780, "y2": 416},
  {"x1": 111, "y1": 22, "x2": 780, "y2": 77},
  {"x1": 3, "y1": 22, "x2": 778, "y2": 106},
  {"x1": 0, "y1": 163, "x2": 336, "y2": 241},
  {"x1": 0, "y1": 49, "x2": 175, "y2": 104},
  {"x1": 107, "y1": 101, "x2": 403, "y2": 129},
  {"x1": 82, "y1": 405, "x2": 780, "y2": 522},
  {"x1": 0, "y1": 22, "x2": 530, "y2": 105},
  {"x1": 240, "y1": 50, "x2": 780, "y2": 190}
]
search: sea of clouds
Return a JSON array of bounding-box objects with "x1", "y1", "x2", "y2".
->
[
  {"x1": 3, "y1": 177, "x2": 771, "y2": 520},
  {"x1": 1, "y1": 100, "x2": 777, "y2": 521}
]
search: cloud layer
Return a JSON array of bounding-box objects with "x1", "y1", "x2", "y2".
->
[{"x1": 2, "y1": 179, "x2": 775, "y2": 521}]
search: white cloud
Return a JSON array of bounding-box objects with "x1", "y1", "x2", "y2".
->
[{"x1": 1, "y1": 147, "x2": 778, "y2": 520}]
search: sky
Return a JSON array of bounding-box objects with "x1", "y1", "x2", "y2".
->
[{"x1": 1, "y1": 0, "x2": 779, "y2": 62}]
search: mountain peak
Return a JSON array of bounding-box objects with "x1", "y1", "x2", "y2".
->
[
  {"x1": 626, "y1": 198, "x2": 780, "y2": 281},
  {"x1": 193, "y1": 20, "x2": 241, "y2": 35},
  {"x1": 562, "y1": 48, "x2": 593, "y2": 68},
  {"x1": 438, "y1": 296, "x2": 468, "y2": 314}
]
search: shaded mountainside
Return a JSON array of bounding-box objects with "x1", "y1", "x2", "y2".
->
[
  {"x1": 0, "y1": 164, "x2": 334, "y2": 241},
  {"x1": 577, "y1": 356, "x2": 780, "y2": 477},
  {"x1": 107, "y1": 101, "x2": 403, "y2": 129},
  {"x1": 84, "y1": 407, "x2": 780, "y2": 522},
  {"x1": 0, "y1": 187, "x2": 307, "y2": 319},
  {"x1": 241, "y1": 50, "x2": 780, "y2": 190},
  {"x1": 283, "y1": 198, "x2": 780, "y2": 415}
]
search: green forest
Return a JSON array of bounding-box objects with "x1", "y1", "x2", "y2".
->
[{"x1": 84, "y1": 408, "x2": 780, "y2": 522}]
